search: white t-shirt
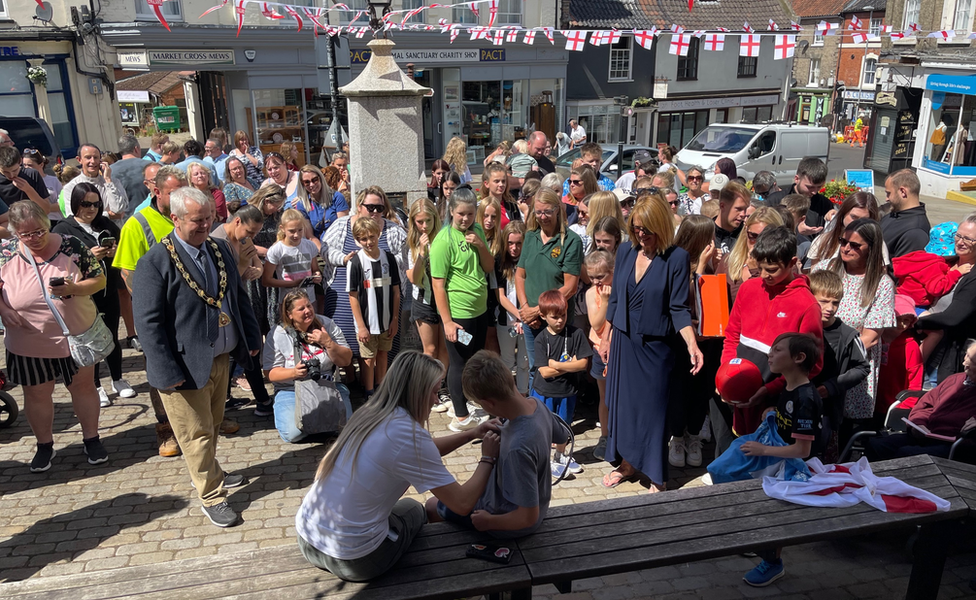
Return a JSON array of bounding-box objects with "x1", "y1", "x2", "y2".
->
[
  {"x1": 570, "y1": 125, "x2": 586, "y2": 145},
  {"x1": 263, "y1": 317, "x2": 348, "y2": 392},
  {"x1": 295, "y1": 407, "x2": 456, "y2": 560},
  {"x1": 615, "y1": 172, "x2": 636, "y2": 193},
  {"x1": 266, "y1": 239, "x2": 319, "y2": 303}
]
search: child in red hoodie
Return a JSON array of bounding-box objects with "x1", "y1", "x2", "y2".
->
[
  {"x1": 892, "y1": 222, "x2": 973, "y2": 309},
  {"x1": 721, "y1": 227, "x2": 824, "y2": 438},
  {"x1": 877, "y1": 294, "x2": 924, "y2": 419}
]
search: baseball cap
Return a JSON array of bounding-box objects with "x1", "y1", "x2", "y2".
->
[
  {"x1": 715, "y1": 358, "x2": 764, "y2": 404},
  {"x1": 633, "y1": 149, "x2": 653, "y2": 165},
  {"x1": 613, "y1": 188, "x2": 636, "y2": 203},
  {"x1": 710, "y1": 173, "x2": 730, "y2": 195}
]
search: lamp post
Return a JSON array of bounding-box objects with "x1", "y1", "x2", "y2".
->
[
  {"x1": 368, "y1": 0, "x2": 392, "y2": 38},
  {"x1": 854, "y1": 6, "x2": 875, "y2": 118}
]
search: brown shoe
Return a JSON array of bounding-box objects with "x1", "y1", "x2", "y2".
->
[
  {"x1": 219, "y1": 418, "x2": 240, "y2": 435},
  {"x1": 156, "y1": 423, "x2": 181, "y2": 457}
]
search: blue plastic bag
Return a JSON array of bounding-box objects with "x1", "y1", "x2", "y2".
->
[{"x1": 707, "y1": 412, "x2": 811, "y2": 484}]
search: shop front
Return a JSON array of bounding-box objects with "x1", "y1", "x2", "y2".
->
[
  {"x1": 914, "y1": 73, "x2": 976, "y2": 197},
  {"x1": 348, "y1": 38, "x2": 567, "y2": 164},
  {"x1": 793, "y1": 89, "x2": 830, "y2": 126},
  {"x1": 841, "y1": 89, "x2": 877, "y2": 123},
  {"x1": 864, "y1": 87, "x2": 921, "y2": 177}
]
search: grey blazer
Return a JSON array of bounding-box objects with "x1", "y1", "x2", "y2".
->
[{"x1": 132, "y1": 234, "x2": 261, "y2": 391}]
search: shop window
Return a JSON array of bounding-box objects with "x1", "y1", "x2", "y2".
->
[
  {"x1": 0, "y1": 62, "x2": 34, "y2": 117},
  {"x1": 738, "y1": 56, "x2": 758, "y2": 78},
  {"x1": 340, "y1": 0, "x2": 368, "y2": 24},
  {"x1": 954, "y1": 0, "x2": 974, "y2": 31},
  {"x1": 657, "y1": 109, "x2": 709, "y2": 148},
  {"x1": 608, "y1": 36, "x2": 632, "y2": 81},
  {"x1": 676, "y1": 38, "x2": 700, "y2": 81},
  {"x1": 0, "y1": 0, "x2": 7, "y2": 18},
  {"x1": 402, "y1": 0, "x2": 424, "y2": 23},
  {"x1": 135, "y1": 0, "x2": 181, "y2": 20},
  {"x1": 862, "y1": 58, "x2": 877, "y2": 86},
  {"x1": 808, "y1": 58, "x2": 821, "y2": 87},
  {"x1": 903, "y1": 0, "x2": 921, "y2": 30},
  {"x1": 453, "y1": 6, "x2": 478, "y2": 24},
  {"x1": 41, "y1": 63, "x2": 77, "y2": 154},
  {"x1": 496, "y1": 0, "x2": 522, "y2": 25},
  {"x1": 250, "y1": 89, "x2": 309, "y2": 167},
  {"x1": 922, "y1": 92, "x2": 976, "y2": 175}
]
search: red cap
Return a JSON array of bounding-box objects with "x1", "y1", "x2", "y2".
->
[{"x1": 716, "y1": 358, "x2": 764, "y2": 404}]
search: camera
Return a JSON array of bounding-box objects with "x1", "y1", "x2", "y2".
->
[{"x1": 292, "y1": 330, "x2": 322, "y2": 381}]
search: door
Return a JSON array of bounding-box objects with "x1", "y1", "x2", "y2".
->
[
  {"x1": 197, "y1": 72, "x2": 229, "y2": 136},
  {"x1": 743, "y1": 129, "x2": 777, "y2": 182},
  {"x1": 414, "y1": 69, "x2": 435, "y2": 159}
]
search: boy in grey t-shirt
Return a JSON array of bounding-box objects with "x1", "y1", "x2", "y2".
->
[{"x1": 427, "y1": 351, "x2": 569, "y2": 538}]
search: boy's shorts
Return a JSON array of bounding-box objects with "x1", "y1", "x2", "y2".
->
[
  {"x1": 360, "y1": 330, "x2": 394, "y2": 359},
  {"x1": 530, "y1": 389, "x2": 577, "y2": 424},
  {"x1": 435, "y1": 500, "x2": 474, "y2": 528}
]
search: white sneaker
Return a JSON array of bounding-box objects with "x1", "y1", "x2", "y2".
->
[
  {"x1": 112, "y1": 379, "x2": 136, "y2": 399},
  {"x1": 699, "y1": 415, "x2": 712, "y2": 442},
  {"x1": 685, "y1": 434, "x2": 703, "y2": 467},
  {"x1": 668, "y1": 435, "x2": 686, "y2": 468},
  {"x1": 449, "y1": 414, "x2": 486, "y2": 432},
  {"x1": 555, "y1": 453, "x2": 583, "y2": 474},
  {"x1": 431, "y1": 389, "x2": 451, "y2": 413},
  {"x1": 447, "y1": 401, "x2": 486, "y2": 419},
  {"x1": 97, "y1": 387, "x2": 111, "y2": 408},
  {"x1": 702, "y1": 472, "x2": 713, "y2": 486}
]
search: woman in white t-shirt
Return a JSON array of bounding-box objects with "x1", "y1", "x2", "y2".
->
[{"x1": 295, "y1": 350, "x2": 500, "y2": 582}]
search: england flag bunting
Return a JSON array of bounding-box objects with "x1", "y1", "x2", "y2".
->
[
  {"x1": 817, "y1": 21, "x2": 838, "y2": 35},
  {"x1": 743, "y1": 21, "x2": 755, "y2": 33},
  {"x1": 260, "y1": 2, "x2": 283, "y2": 20},
  {"x1": 692, "y1": 30, "x2": 706, "y2": 38},
  {"x1": 927, "y1": 29, "x2": 955, "y2": 40},
  {"x1": 768, "y1": 19, "x2": 779, "y2": 31},
  {"x1": 356, "y1": 26, "x2": 369, "y2": 39},
  {"x1": 234, "y1": 0, "x2": 246, "y2": 37},
  {"x1": 908, "y1": 22, "x2": 921, "y2": 32},
  {"x1": 773, "y1": 34, "x2": 795, "y2": 59},
  {"x1": 491, "y1": 29, "x2": 504, "y2": 45},
  {"x1": 282, "y1": 5, "x2": 302, "y2": 32},
  {"x1": 487, "y1": 0, "x2": 497, "y2": 28},
  {"x1": 849, "y1": 15, "x2": 862, "y2": 30},
  {"x1": 762, "y1": 458, "x2": 951, "y2": 514},
  {"x1": 199, "y1": 0, "x2": 228, "y2": 19},
  {"x1": 890, "y1": 30, "x2": 906, "y2": 39},
  {"x1": 543, "y1": 27, "x2": 555, "y2": 44},
  {"x1": 469, "y1": 26, "x2": 489, "y2": 40},
  {"x1": 970, "y1": 32, "x2": 976, "y2": 39},
  {"x1": 739, "y1": 34, "x2": 760, "y2": 57},
  {"x1": 450, "y1": 27, "x2": 460, "y2": 42},
  {"x1": 716, "y1": 27, "x2": 730, "y2": 32},
  {"x1": 851, "y1": 31, "x2": 868, "y2": 44},
  {"x1": 589, "y1": 30, "x2": 608, "y2": 46},
  {"x1": 607, "y1": 30, "x2": 622, "y2": 44},
  {"x1": 703, "y1": 33, "x2": 725, "y2": 52},
  {"x1": 790, "y1": 21, "x2": 803, "y2": 31},
  {"x1": 563, "y1": 30, "x2": 588, "y2": 51},
  {"x1": 523, "y1": 29, "x2": 536, "y2": 45},
  {"x1": 669, "y1": 33, "x2": 691, "y2": 56},
  {"x1": 505, "y1": 27, "x2": 521, "y2": 43},
  {"x1": 671, "y1": 24, "x2": 685, "y2": 34},
  {"x1": 634, "y1": 29, "x2": 657, "y2": 49}
]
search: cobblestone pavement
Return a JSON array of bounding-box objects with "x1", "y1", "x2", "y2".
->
[{"x1": 1, "y1": 335, "x2": 975, "y2": 597}]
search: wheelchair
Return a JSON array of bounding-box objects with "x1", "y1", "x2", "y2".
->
[{"x1": 0, "y1": 370, "x2": 18, "y2": 429}]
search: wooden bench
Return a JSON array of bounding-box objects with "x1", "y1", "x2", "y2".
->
[
  {"x1": 0, "y1": 522, "x2": 532, "y2": 600},
  {"x1": 518, "y1": 454, "x2": 967, "y2": 600}
]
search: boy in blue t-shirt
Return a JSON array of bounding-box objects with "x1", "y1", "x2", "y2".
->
[{"x1": 531, "y1": 289, "x2": 591, "y2": 478}]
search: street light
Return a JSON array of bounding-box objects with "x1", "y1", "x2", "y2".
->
[{"x1": 368, "y1": 0, "x2": 392, "y2": 37}]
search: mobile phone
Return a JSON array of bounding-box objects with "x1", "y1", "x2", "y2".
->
[
  {"x1": 49, "y1": 277, "x2": 65, "y2": 287},
  {"x1": 100, "y1": 237, "x2": 116, "y2": 248},
  {"x1": 457, "y1": 329, "x2": 473, "y2": 346},
  {"x1": 466, "y1": 543, "x2": 513, "y2": 565}
]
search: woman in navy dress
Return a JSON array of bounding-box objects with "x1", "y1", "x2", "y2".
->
[{"x1": 599, "y1": 191, "x2": 703, "y2": 492}]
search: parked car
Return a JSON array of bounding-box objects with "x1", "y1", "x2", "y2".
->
[
  {"x1": 675, "y1": 124, "x2": 829, "y2": 186},
  {"x1": 0, "y1": 117, "x2": 62, "y2": 173},
  {"x1": 554, "y1": 144, "x2": 654, "y2": 182}
]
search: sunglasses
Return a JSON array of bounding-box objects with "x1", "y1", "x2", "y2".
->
[
  {"x1": 632, "y1": 225, "x2": 654, "y2": 237},
  {"x1": 619, "y1": 198, "x2": 635, "y2": 208},
  {"x1": 569, "y1": 179, "x2": 583, "y2": 186},
  {"x1": 839, "y1": 237, "x2": 864, "y2": 251},
  {"x1": 363, "y1": 203, "x2": 385, "y2": 213},
  {"x1": 79, "y1": 200, "x2": 101, "y2": 209},
  {"x1": 301, "y1": 178, "x2": 320, "y2": 186},
  {"x1": 667, "y1": 199, "x2": 679, "y2": 207},
  {"x1": 265, "y1": 152, "x2": 285, "y2": 163},
  {"x1": 23, "y1": 148, "x2": 43, "y2": 160},
  {"x1": 687, "y1": 175, "x2": 704, "y2": 182},
  {"x1": 635, "y1": 186, "x2": 660, "y2": 196}
]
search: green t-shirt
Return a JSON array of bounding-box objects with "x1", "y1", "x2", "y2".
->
[
  {"x1": 429, "y1": 223, "x2": 489, "y2": 320},
  {"x1": 517, "y1": 228, "x2": 583, "y2": 313},
  {"x1": 113, "y1": 204, "x2": 174, "y2": 272}
]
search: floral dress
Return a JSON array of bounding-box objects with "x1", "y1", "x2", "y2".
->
[
  {"x1": 677, "y1": 191, "x2": 709, "y2": 216},
  {"x1": 816, "y1": 267, "x2": 896, "y2": 419},
  {"x1": 223, "y1": 182, "x2": 255, "y2": 213}
]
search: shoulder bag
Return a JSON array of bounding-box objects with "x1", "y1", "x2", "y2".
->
[
  {"x1": 292, "y1": 337, "x2": 347, "y2": 435},
  {"x1": 24, "y1": 246, "x2": 115, "y2": 368}
]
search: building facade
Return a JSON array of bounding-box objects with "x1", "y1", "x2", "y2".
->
[{"x1": 788, "y1": 0, "x2": 846, "y2": 127}]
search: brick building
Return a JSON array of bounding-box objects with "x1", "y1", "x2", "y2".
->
[{"x1": 789, "y1": 0, "x2": 847, "y2": 127}]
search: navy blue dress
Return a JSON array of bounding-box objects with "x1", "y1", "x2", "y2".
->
[{"x1": 605, "y1": 243, "x2": 692, "y2": 486}]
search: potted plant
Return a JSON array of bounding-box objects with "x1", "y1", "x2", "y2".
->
[{"x1": 820, "y1": 179, "x2": 861, "y2": 206}]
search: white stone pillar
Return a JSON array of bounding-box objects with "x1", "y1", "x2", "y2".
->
[{"x1": 27, "y1": 59, "x2": 53, "y2": 126}]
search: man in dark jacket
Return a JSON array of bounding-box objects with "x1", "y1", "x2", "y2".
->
[
  {"x1": 765, "y1": 157, "x2": 832, "y2": 236},
  {"x1": 133, "y1": 187, "x2": 261, "y2": 528},
  {"x1": 882, "y1": 169, "x2": 930, "y2": 258}
]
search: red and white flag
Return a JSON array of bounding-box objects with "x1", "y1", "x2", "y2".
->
[
  {"x1": 563, "y1": 30, "x2": 588, "y2": 51},
  {"x1": 450, "y1": 27, "x2": 460, "y2": 43},
  {"x1": 146, "y1": 0, "x2": 172, "y2": 31},
  {"x1": 260, "y1": 2, "x2": 282, "y2": 20},
  {"x1": 880, "y1": 25, "x2": 892, "y2": 34},
  {"x1": 491, "y1": 29, "x2": 504, "y2": 45},
  {"x1": 739, "y1": 34, "x2": 760, "y2": 57},
  {"x1": 849, "y1": 15, "x2": 862, "y2": 30},
  {"x1": 199, "y1": 0, "x2": 228, "y2": 19},
  {"x1": 890, "y1": 31, "x2": 906, "y2": 39},
  {"x1": 817, "y1": 20, "x2": 838, "y2": 35},
  {"x1": 505, "y1": 27, "x2": 521, "y2": 43},
  {"x1": 607, "y1": 29, "x2": 622, "y2": 44},
  {"x1": 692, "y1": 29, "x2": 706, "y2": 38},
  {"x1": 768, "y1": 19, "x2": 779, "y2": 31},
  {"x1": 467, "y1": 1, "x2": 479, "y2": 19},
  {"x1": 356, "y1": 26, "x2": 368, "y2": 39},
  {"x1": 542, "y1": 27, "x2": 555, "y2": 44},
  {"x1": 716, "y1": 27, "x2": 730, "y2": 32},
  {"x1": 523, "y1": 29, "x2": 536, "y2": 45},
  {"x1": 671, "y1": 23, "x2": 685, "y2": 34},
  {"x1": 851, "y1": 31, "x2": 868, "y2": 44},
  {"x1": 969, "y1": 32, "x2": 976, "y2": 39},
  {"x1": 301, "y1": 6, "x2": 325, "y2": 37},
  {"x1": 283, "y1": 5, "x2": 302, "y2": 32},
  {"x1": 743, "y1": 21, "x2": 755, "y2": 34},
  {"x1": 669, "y1": 33, "x2": 691, "y2": 56},
  {"x1": 762, "y1": 457, "x2": 952, "y2": 514},
  {"x1": 438, "y1": 18, "x2": 449, "y2": 33},
  {"x1": 589, "y1": 30, "x2": 609, "y2": 46},
  {"x1": 790, "y1": 21, "x2": 803, "y2": 31},
  {"x1": 927, "y1": 29, "x2": 955, "y2": 40},
  {"x1": 773, "y1": 34, "x2": 795, "y2": 59},
  {"x1": 634, "y1": 29, "x2": 656, "y2": 49},
  {"x1": 469, "y1": 26, "x2": 489, "y2": 40},
  {"x1": 908, "y1": 22, "x2": 920, "y2": 32},
  {"x1": 703, "y1": 33, "x2": 725, "y2": 52},
  {"x1": 487, "y1": 0, "x2": 498, "y2": 28},
  {"x1": 234, "y1": 0, "x2": 246, "y2": 37}
]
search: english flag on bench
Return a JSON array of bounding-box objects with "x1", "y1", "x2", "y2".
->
[{"x1": 762, "y1": 457, "x2": 951, "y2": 513}]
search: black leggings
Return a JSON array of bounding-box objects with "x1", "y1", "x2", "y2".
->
[
  {"x1": 445, "y1": 313, "x2": 488, "y2": 418},
  {"x1": 226, "y1": 354, "x2": 271, "y2": 406},
  {"x1": 94, "y1": 288, "x2": 123, "y2": 384},
  {"x1": 668, "y1": 338, "x2": 722, "y2": 437}
]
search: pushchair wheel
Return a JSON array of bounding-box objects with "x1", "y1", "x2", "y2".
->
[{"x1": 0, "y1": 390, "x2": 19, "y2": 428}]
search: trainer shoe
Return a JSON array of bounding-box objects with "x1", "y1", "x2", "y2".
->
[
  {"x1": 219, "y1": 418, "x2": 240, "y2": 435},
  {"x1": 235, "y1": 376, "x2": 251, "y2": 391},
  {"x1": 702, "y1": 472, "x2": 713, "y2": 486},
  {"x1": 447, "y1": 401, "x2": 486, "y2": 419},
  {"x1": 112, "y1": 379, "x2": 137, "y2": 399},
  {"x1": 201, "y1": 502, "x2": 240, "y2": 528},
  {"x1": 191, "y1": 473, "x2": 248, "y2": 489},
  {"x1": 448, "y1": 413, "x2": 486, "y2": 432},
  {"x1": 30, "y1": 443, "x2": 56, "y2": 473},
  {"x1": 685, "y1": 434, "x2": 703, "y2": 468},
  {"x1": 156, "y1": 423, "x2": 181, "y2": 457},
  {"x1": 699, "y1": 415, "x2": 712, "y2": 442},
  {"x1": 550, "y1": 460, "x2": 567, "y2": 479},
  {"x1": 431, "y1": 388, "x2": 452, "y2": 413},
  {"x1": 127, "y1": 336, "x2": 143, "y2": 353},
  {"x1": 593, "y1": 435, "x2": 608, "y2": 461},
  {"x1": 97, "y1": 387, "x2": 111, "y2": 408},
  {"x1": 555, "y1": 452, "x2": 583, "y2": 474},
  {"x1": 668, "y1": 436, "x2": 686, "y2": 468},
  {"x1": 253, "y1": 402, "x2": 274, "y2": 417},
  {"x1": 743, "y1": 559, "x2": 785, "y2": 587},
  {"x1": 83, "y1": 436, "x2": 109, "y2": 465}
]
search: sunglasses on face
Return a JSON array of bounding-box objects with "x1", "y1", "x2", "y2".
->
[
  {"x1": 747, "y1": 230, "x2": 761, "y2": 242},
  {"x1": 667, "y1": 199, "x2": 679, "y2": 207},
  {"x1": 569, "y1": 179, "x2": 583, "y2": 186},
  {"x1": 363, "y1": 203, "x2": 385, "y2": 213},
  {"x1": 301, "y1": 178, "x2": 319, "y2": 187},
  {"x1": 79, "y1": 200, "x2": 101, "y2": 209},
  {"x1": 687, "y1": 175, "x2": 704, "y2": 182},
  {"x1": 619, "y1": 198, "x2": 635, "y2": 208},
  {"x1": 839, "y1": 237, "x2": 864, "y2": 251},
  {"x1": 633, "y1": 225, "x2": 654, "y2": 237}
]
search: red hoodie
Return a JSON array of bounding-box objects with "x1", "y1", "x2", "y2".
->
[
  {"x1": 722, "y1": 275, "x2": 824, "y2": 436},
  {"x1": 892, "y1": 251, "x2": 963, "y2": 308}
]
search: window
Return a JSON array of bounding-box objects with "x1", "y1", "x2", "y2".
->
[
  {"x1": 676, "y1": 38, "x2": 700, "y2": 81},
  {"x1": 453, "y1": 5, "x2": 478, "y2": 24},
  {"x1": 135, "y1": 0, "x2": 181, "y2": 20},
  {"x1": 808, "y1": 58, "x2": 821, "y2": 86},
  {"x1": 869, "y1": 18, "x2": 883, "y2": 37},
  {"x1": 496, "y1": 0, "x2": 522, "y2": 25},
  {"x1": 903, "y1": 0, "x2": 921, "y2": 30},
  {"x1": 863, "y1": 58, "x2": 877, "y2": 86},
  {"x1": 0, "y1": 0, "x2": 7, "y2": 18},
  {"x1": 608, "y1": 36, "x2": 632, "y2": 81},
  {"x1": 742, "y1": 106, "x2": 774, "y2": 123},
  {"x1": 814, "y1": 23, "x2": 835, "y2": 45},
  {"x1": 339, "y1": 0, "x2": 368, "y2": 24},
  {"x1": 738, "y1": 56, "x2": 758, "y2": 78},
  {"x1": 954, "y1": 0, "x2": 974, "y2": 31},
  {"x1": 402, "y1": 0, "x2": 424, "y2": 23}
]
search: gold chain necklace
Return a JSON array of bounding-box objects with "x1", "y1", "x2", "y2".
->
[{"x1": 162, "y1": 236, "x2": 231, "y2": 327}]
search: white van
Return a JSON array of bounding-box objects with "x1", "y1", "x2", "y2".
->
[{"x1": 675, "y1": 124, "x2": 830, "y2": 186}]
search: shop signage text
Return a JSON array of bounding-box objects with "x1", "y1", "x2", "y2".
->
[
  {"x1": 656, "y1": 94, "x2": 780, "y2": 112},
  {"x1": 351, "y1": 48, "x2": 506, "y2": 65},
  {"x1": 118, "y1": 51, "x2": 149, "y2": 69},
  {"x1": 148, "y1": 50, "x2": 235, "y2": 66},
  {"x1": 118, "y1": 90, "x2": 150, "y2": 103},
  {"x1": 926, "y1": 74, "x2": 976, "y2": 96},
  {"x1": 842, "y1": 90, "x2": 876, "y2": 101},
  {"x1": 0, "y1": 47, "x2": 20, "y2": 57}
]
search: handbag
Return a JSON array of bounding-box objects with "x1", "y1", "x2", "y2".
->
[
  {"x1": 294, "y1": 376, "x2": 347, "y2": 435},
  {"x1": 24, "y1": 246, "x2": 115, "y2": 368}
]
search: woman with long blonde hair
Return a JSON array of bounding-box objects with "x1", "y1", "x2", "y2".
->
[
  {"x1": 295, "y1": 351, "x2": 499, "y2": 582},
  {"x1": 441, "y1": 136, "x2": 472, "y2": 185},
  {"x1": 587, "y1": 190, "x2": 628, "y2": 239}
]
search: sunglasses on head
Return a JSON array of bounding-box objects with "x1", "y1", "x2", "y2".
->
[
  {"x1": 265, "y1": 152, "x2": 284, "y2": 163},
  {"x1": 23, "y1": 148, "x2": 43, "y2": 160},
  {"x1": 635, "y1": 186, "x2": 660, "y2": 196},
  {"x1": 363, "y1": 203, "x2": 385, "y2": 213},
  {"x1": 839, "y1": 237, "x2": 864, "y2": 251}
]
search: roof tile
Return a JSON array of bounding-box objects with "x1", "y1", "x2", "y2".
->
[{"x1": 567, "y1": 0, "x2": 793, "y2": 29}]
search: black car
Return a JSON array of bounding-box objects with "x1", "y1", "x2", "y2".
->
[{"x1": 0, "y1": 117, "x2": 62, "y2": 169}]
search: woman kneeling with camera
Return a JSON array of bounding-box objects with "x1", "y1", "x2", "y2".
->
[{"x1": 264, "y1": 290, "x2": 353, "y2": 442}]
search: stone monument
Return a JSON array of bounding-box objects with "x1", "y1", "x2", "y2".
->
[{"x1": 339, "y1": 38, "x2": 431, "y2": 210}]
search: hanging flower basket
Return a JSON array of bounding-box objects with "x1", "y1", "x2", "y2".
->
[{"x1": 27, "y1": 66, "x2": 47, "y2": 88}]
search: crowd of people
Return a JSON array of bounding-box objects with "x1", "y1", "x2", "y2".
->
[{"x1": 2, "y1": 124, "x2": 976, "y2": 587}]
